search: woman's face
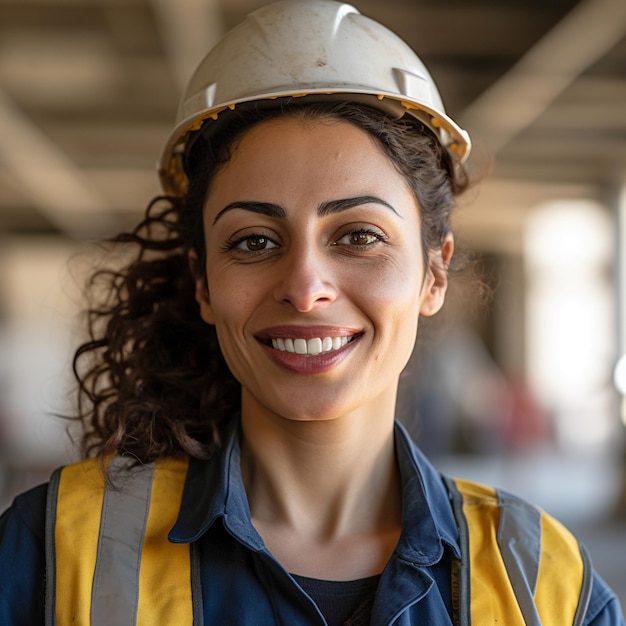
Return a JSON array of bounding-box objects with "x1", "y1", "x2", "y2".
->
[{"x1": 195, "y1": 117, "x2": 451, "y2": 424}]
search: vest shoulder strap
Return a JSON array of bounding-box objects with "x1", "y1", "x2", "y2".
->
[
  {"x1": 444, "y1": 475, "x2": 593, "y2": 626},
  {"x1": 45, "y1": 455, "x2": 199, "y2": 626}
]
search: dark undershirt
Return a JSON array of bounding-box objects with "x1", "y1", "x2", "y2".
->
[{"x1": 292, "y1": 573, "x2": 380, "y2": 626}]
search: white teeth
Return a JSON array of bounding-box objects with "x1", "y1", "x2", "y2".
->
[
  {"x1": 270, "y1": 335, "x2": 354, "y2": 356},
  {"x1": 308, "y1": 338, "x2": 323, "y2": 355}
]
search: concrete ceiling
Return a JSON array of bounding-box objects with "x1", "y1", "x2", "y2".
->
[{"x1": 0, "y1": 0, "x2": 625, "y2": 246}]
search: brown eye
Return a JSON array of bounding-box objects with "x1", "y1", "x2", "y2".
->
[
  {"x1": 246, "y1": 237, "x2": 268, "y2": 250},
  {"x1": 335, "y1": 229, "x2": 383, "y2": 247},
  {"x1": 349, "y1": 232, "x2": 377, "y2": 246},
  {"x1": 234, "y1": 236, "x2": 278, "y2": 252}
]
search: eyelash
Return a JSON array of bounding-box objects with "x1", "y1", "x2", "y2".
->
[
  {"x1": 334, "y1": 228, "x2": 386, "y2": 248},
  {"x1": 221, "y1": 234, "x2": 279, "y2": 254}
]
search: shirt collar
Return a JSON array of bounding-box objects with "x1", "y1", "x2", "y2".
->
[
  {"x1": 393, "y1": 420, "x2": 461, "y2": 564},
  {"x1": 169, "y1": 418, "x2": 460, "y2": 564}
]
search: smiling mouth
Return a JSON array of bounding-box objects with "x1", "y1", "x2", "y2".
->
[{"x1": 270, "y1": 336, "x2": 356, "y2": 356}]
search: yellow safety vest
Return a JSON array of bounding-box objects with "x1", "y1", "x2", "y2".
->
[
  {"x1": 44, "y1": 457, "x2": 592, "y2": 625},
  {"x1": 443, "y1": 476, "x2": 592, "y2": 626},
  {"x1": 44, "y1": 456, "x2": 196, "y2": 626}
]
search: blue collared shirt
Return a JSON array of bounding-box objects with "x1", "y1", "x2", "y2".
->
[
  {"x1": 0, "y1": 420, "x2": 624, "y2": 625},
  {"x1": 169, "y1": 420, "x2": 461, "y2": 624}
]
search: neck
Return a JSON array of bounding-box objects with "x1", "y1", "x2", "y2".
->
[{"x1": 240, "y1": 396, "x2": 401, "y2": 541}]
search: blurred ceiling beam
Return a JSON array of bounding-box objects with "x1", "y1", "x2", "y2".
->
[
  {"x1": 462, "y1": 0, "x2": 626, "y2": 156},
  {"x1": 0, "y1": 88, "x2": 118, "y2": 238},
  {"x1": 150, "y1": 0, "x2": 225, "y2": 91}
]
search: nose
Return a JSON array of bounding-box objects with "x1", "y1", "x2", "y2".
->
[{"x1": 273, "y1": 248, "x2": 337, "y2": 312}]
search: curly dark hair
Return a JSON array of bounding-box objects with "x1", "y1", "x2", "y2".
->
[{"x1": 72, "y1": 101, "x2": 470, "y2": 463}]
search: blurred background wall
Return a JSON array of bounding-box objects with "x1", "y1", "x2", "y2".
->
[{"x1": 1, "y1": 0, "x2": 625, "y2": 600}]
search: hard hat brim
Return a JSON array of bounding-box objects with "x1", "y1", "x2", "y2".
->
[{"x1": 158, "y1": 90, "x2": 471, "y2": 197}]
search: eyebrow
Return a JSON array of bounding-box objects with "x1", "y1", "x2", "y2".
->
[
  {"x1": 212, "y1": 201, "x2": 284, "y2": 225},
  {"x1": 319, "y1": 196, "x2": 402, "y2": 218},
  {"x1": 212, "y1": 195, "x2": 402, "y2": 225}
]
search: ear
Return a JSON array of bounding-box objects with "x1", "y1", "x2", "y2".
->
[
  {"x1": 189, "y1": 250, "x2": 215, "y2": 325},
  {"x1": 419, "y1": 233, "x2": 454, "y2": 317}
]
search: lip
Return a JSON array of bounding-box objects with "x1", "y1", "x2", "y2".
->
[
  {"x1": 256, "y1": 325, "x2": 359, "y2": 341},
  {"x1": 255, "y1": 325, "x2": 362, "y2": 374}
]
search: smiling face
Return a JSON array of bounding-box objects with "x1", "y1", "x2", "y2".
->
[{"x1": 194, "y1": 116, "x2": 451, "y2": 425}]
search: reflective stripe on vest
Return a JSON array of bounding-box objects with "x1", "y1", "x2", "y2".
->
[
  {"x1": 44, "y1": 455, "x2": 196, "y2": 626},
  {"x1": 445, "y1": 476, "x2": 593, "y2": 626}
]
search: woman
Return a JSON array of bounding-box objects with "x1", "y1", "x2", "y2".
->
[{"x1": 0, "y1": 1, "x2": 623, "y2": 624}]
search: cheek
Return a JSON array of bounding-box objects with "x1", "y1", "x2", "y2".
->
[
  {"x1": 205, "y1": 290, "x2": 250, "y2": 385},
  {"x1": 205, "y1": 269, "x2": 262, "y2": 336},
  {"x1": 358, "y1": 270, "x2": 421, "y2": 380},
  {"x1": 358, "y1": 254, "x2": 424, "y2": 308}
]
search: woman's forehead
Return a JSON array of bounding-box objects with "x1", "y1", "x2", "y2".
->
[
  {"x1": 214, "y1": 117, "x2": 392, "y2": 183},
  {"x1": 204, "y1": 118, "x2": 415, "y2": 213}
]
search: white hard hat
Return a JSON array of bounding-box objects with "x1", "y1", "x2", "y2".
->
[{"x1": 159, "y1": 0, "x2": 471, "y2": 196}]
